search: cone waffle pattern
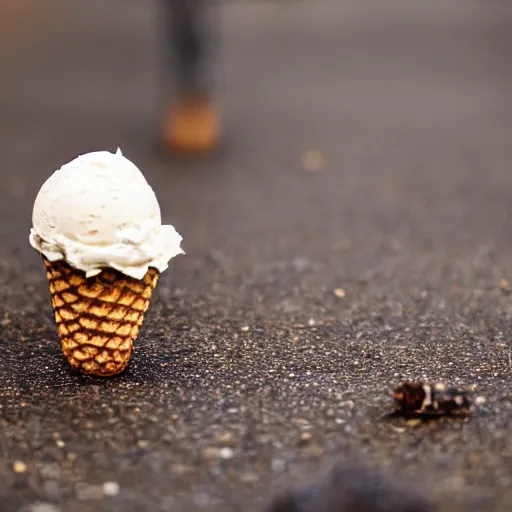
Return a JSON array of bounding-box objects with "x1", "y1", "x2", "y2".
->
[{"x1": 43, "y1": 257, "x2": 159, "y2": 377}]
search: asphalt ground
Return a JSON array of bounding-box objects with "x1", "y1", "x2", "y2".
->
[{"x1": 1, "y1": 1, "x2": 512, "y2": 511}]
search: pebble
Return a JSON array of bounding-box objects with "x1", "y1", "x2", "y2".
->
[
  {"x1": 475, "y1": 396, "x2": 487, "y2": 406},
  {"x1": 219, "y1": 447, "x2": 235, "y2": 460},
  {"x1": 499, "y1": 279, "x2": 511, "y2": 292},
  {"x1": 299, "y1": 432, "x2": 313, "y2": 445},
  {"x1": 102, "y1": 481, "x2": 120, "y2": 497},
  {"x1": 13, "y1": 461, "x2": 28, "y2": 473},
  {"x1": 333, "y1": 288, "x2": 346, "y2": 298},
  {"x1": 215, "y1": 431, "x2": 236, "y2": 446}
]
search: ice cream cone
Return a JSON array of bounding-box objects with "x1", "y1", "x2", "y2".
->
[
  {"x1": 30, "y1": 149, "x2": 183, "y2": 376},
  {"x1": 43, "y1": 256, "x2": 159, "y2": 377}
]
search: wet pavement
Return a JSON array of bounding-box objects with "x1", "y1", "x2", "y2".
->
[{"x1": 1, "y1": 0, "x2": 512, "y2": 510}]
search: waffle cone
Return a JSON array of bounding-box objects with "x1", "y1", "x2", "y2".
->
[{"x1": 42, "y1": 256, "x2": 159, "y2": 377}]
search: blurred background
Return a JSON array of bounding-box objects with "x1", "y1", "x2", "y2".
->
[{"x1": 2, "y1": 0, "x2": 512, "y2": 291}]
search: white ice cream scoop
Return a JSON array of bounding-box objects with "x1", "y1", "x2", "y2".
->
[{"x1": 29, "y1": 148, "x2": 184, "y2": 279}]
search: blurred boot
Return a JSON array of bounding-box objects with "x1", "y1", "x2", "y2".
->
[
  {"x1": 162, "y1": 93, "x2": 220, "y2": 155},
  {"x1": 160, "y1": 0, "x2": 221, "y2": 155}
]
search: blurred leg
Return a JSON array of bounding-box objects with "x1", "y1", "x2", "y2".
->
[
  {"x1": 161, "y1": 0, "x2": 221, "y2": 155},
  {"x1": 170, "y1": 0, "x2": 212, "y2": 95}
]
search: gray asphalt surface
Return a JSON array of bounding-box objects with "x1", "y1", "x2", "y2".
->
[{"x1": 1, "y1": 0, "x2": 512, "y2": 510}]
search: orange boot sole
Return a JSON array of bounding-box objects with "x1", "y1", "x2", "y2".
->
[{"x1": 161, "y1": 95, "x2": 221, "y2": 155}]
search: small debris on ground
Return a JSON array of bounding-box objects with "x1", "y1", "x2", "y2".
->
[
  {"x1": 219, "y1": 447, "x2": 235, "y2": 460},
  {"x1": 215, "y1": 431, "x2": 236, "y2": 446},
  {"x1": 298, "y1": 432, "x2": 313, "y2": 445},
  {"x1": 388, "y1": 381, "x2": 475, "y2": 419},
  {"x1": 499, "y1": 278, "x2": 511, "y2": 293},
  {"x1": 203, "y1": 446, "x2": 235, "y2": 461},
  {"x1": 333, "y1": 288, "x2": 346, "y2": 299},
  {"x1": 13, "y1": 461, "x2": 28, "y2": 473},
  {"x1": 474, "y1": 396, "x2": 487, "y2": 406},
  {"x1": 102, "y1": 481, "x2": 120, "y2": 497}
]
